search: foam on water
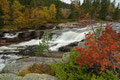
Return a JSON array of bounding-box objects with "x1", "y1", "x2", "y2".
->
[
  {"x1": 11, "y1": 39, "x2": 42, "y2": 46},
  {"x1": 0, "y1": 54, "x2": 22, "y2": 72},
  {"x1": 4, "y1": 32, "x2": 20, "y2": 38},
  {"x1": 50, "y1": 31, "x2": 90, "y2": 51}
]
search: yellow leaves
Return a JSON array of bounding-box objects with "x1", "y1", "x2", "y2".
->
[
  {"x1": 86, "y1": 13, "x2": 90, "y2": 18},
  {"x1": 61, "y1": 8, "x2": 71, "y2": 19},
  {"x1": 41, "y1": 7, "x2": 51, "y2": 21},
  {"x1": 0, "y1": 0, "x2": 10, "y2": 24},
  {"x1": 108, "y1": 3, "x2": 115, "y2": 14},
  {"x1": 49, "y1": 4, "x2": 57, "y2": 19},
  {"x1": 11, "y1": 0, "x2": 25, "y2": 28},
  {"x1": 0, "y1": 0, "x2": 10, "y2": 14},
  {"x1": 31, "y1": 4, "x2": 57, "y2": 24},
  {"x1": 11, "y1": 0, "x2": 25, "y2": 11}
]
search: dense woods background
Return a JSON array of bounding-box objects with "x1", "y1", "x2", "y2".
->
[{"x1": 0, "y1": 0, "x2": 120, "y2": 29}]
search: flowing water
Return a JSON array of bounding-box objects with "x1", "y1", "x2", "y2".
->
[{"x1": 0, "y1": 22, "x2": 120, "y2": 72}]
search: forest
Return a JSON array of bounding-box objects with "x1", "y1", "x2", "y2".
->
[{"x1": 0, "y1": 0, "x2": 120, "y2": 30}]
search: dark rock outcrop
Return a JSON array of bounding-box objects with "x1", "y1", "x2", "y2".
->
[
  {"x1": 18, "y1": 31, "x2": 37, "y2": 40},
  {"x1": 58, "y1": 42, "x2": 79, "y2": 52},
  {"x1": 35, "y1": 24, "x2": 54, "y2": 30},
  {"x1": 17, "y1": 46, "x2": 39, "y2": 56},
  {"x1": 0, "y1": 32, "x2": 4, "y2": 37}
]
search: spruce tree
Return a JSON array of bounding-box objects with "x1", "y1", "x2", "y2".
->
[
  {"x1": 99, "y1": 0, "x2": 110, "y2": 20},
  {"x1": 113, "y1": 3, "x2": 120, "y2": 20},
  {"x1": 0, "y1": 6, "x2": 3, "y2": 27}
]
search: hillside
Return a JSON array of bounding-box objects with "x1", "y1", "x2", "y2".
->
[{"x1": 18, "y1": 0, "x2": 70, "y2": 8}]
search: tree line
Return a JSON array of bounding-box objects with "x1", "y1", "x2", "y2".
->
[{"x1": 0, "y1": 0, "x2": 120, "y2": 29}]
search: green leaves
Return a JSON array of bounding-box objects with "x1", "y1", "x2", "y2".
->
[{"x1": 35, "y1": 30, "x2": 51, "y2": 56}]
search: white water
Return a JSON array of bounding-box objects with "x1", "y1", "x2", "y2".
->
[
  {"x1": 4, "y1": 32, "x2": 20, "y2": 38},
  {"x1": 50, "y1": 31, "x2": 90, "y2": 51}
]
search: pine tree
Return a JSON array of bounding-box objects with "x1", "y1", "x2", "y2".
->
[
  {"x1": 0, "y1": 6, "x2": 3, "y2": 27},
  {"x1": 113, "y1": 3, "x2": 120, "y2": 20},
  {"x1": 99, "y1": 0, "x2": 110, "y2": 20}
]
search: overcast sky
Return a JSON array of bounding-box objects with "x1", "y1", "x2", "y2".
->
[{"x1": 61, "y1": 0, "x2": 120, "y2": 5}]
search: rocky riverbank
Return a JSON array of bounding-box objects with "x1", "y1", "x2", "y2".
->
[
  {"x1": 0, "y1": 21, "x2": 96, "y2": 46},
  {"x1": 0, "y1": 52, "x2": 70, "y2": 80},
  {"x1": 0, "y1": 21, "x2": 120, "y2": 80}
]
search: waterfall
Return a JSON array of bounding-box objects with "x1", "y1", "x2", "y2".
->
[{"x1": 50, "y1": 30, "x2": 89, "y2": 51}]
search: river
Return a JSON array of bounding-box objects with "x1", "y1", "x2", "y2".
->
[{"x1": 0, "y1": 22, "x2": 120, "y2": 72}]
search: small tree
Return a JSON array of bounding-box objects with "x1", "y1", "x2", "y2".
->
[
  {"x1": 35, "y1": 30, "x2": 52, "y2": 56},
  {"x1": 49, "y1": 4, "x2": 57, "y2": 20}
]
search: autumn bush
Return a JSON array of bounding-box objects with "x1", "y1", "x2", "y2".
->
[
  {"x1": 18, "y1": 64, "x2": 55, "y2": 76},
  {"x1": 75, "y1": 23, "x2": 120, "y2": 75},
  {"x1": 51, "y1": 23, "x2": 120, "y2": 80},
  {"x1": 51, "y1": 51, "x2": 120, "y2": 80}
]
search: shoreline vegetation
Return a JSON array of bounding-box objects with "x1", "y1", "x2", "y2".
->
[{"x1": 0, "y1": 0, "x2": 120, "y2": 31}]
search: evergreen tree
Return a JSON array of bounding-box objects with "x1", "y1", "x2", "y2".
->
[
  {"x1": 113, "y1": 3, "x2": 120, "y2": 20},
  {"x1": 0, "y1": 6, "x2": 3, "y2": 27},
  {"x1": 99, "y1": 0, "x2": 110, "y2": 20}
]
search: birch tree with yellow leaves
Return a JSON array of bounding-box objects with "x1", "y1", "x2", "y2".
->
[{"x1": 49, "y1": 4, "x2": 57, "y2": 20}]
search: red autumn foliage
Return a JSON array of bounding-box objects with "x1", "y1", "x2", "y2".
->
[
  {"x1": 75, "y1": 23, "x2": 120, "y2": 71},
  {"x1": 77, "y1": 14, "x2": 86, "y2": 21}
]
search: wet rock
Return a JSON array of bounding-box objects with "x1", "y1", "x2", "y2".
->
[
  {"x1": 57, "y1": 20, "x2": 96, "y2": 28},
  {"x1": 58, "y1": 42, "x2": 79, "y2": 52},
  {"x1": 18, "y1": 31, "x2": 37, "y2": 40},
  {"x1": 23, "y1": 73, "x2": 57, "y2": 80},
  {"x1": 2, "y1": 57, "x2": 61, "y2": 74},
  {"x1": 35, "y1": 24, "x2": 54, "y2": 30},
  {"x1": 59, "y1": 47, "x2": 72, "y2": 52},
  {"x1": 17, "y1": 46, "x2": 39, "y2": 56},
  {"x1": 0, "y1": 73, "x2": 22, "y2": 80},
  {"x1": 1, "y1": 56, "x2": 10, "y2": 60},
  {"x1": 0, "y1": 32, "x2": 4, "y2": 37},
  {"x1": 35, "y1": 31, "x2": 44, "y2": 39}
]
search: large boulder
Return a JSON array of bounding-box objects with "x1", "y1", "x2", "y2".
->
[
  {"x1": 0, "y1": 73, "x2": 22, "y2": 80},
  {"x1": 2, "y1": 57, "x2": 61, "y2": 74},
  {"x1": 22, "y1": 73, "x2": 57, "y2": 80},
  {"x1": 18, "y1": 31, "x2": 37, "y2": 40}
]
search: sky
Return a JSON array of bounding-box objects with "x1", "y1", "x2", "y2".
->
[{"x1": 61, "y1": 0, "x2": 120, "y2": 5}]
